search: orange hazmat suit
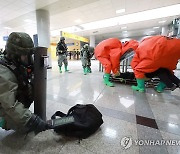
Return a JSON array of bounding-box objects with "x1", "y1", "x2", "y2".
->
[
  {"x1": 95, "y1": 38, "x2": 139, "y2": 74},
  {"x1": 131, "y1": 35, "x2": 180, "y2": 79}
]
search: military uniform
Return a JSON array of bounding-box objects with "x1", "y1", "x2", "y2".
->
[
  {"x1": 0, "y1": 32, "x2": 50, "y2": 134},
  {"x1": 80, "y1": 44, "x2": 94, "y2": 75},
  {"x1": 56, "y1": 37, "x2": 69, "y2": 73},
  {"x1": 0, "y1": 60, "x2": 32, "y2": 131}
]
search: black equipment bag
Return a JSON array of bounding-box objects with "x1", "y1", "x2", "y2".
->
[{"x1": 51, "y1": 104, "x2": 103, "y2": 139}]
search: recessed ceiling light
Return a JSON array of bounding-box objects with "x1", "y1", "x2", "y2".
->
[
  {"x1": 4, "y1": 27, "x2": 11, "y2": 29},
  {"x1": 159, "y1": 20, "x2": 166, "y2": 23},
  {"x1": 75, "y1": 19, "x2": 82, "y2": 23},
  {"x1": 153, "y1": 26, "x2": 160, "y2": 29},
  {"x1": 116, "y1": 9, "x2": 125, "y2": 14},
  {"x1": 24, "y1": 19, "x2": 33, "y2": 23},
  {"x1": 51, "y1": 4, "x2": 180, "y2": 34},
  {"x1": 121, "y1": 26, "x2": 127, "y2": 29},
  {"x1": 80, "y1": 4, "x2": 180, "y2": 31}
]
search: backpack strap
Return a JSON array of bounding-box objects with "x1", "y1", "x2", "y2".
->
[
  {"x1": 51, "y1": 111, "x2": 66, "y2": 119},
  {"x1": 66, "y1": 104, "x2": 87, "y2": 116},
  {"x1": 66, "y1": 104, "x2": 83, "y2": 115},
  {"x1": 0, "y1": 57, "x2": 18, "y2": 78}
]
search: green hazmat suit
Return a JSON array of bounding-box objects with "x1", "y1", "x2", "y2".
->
[
  {"x1": 80, "y1": 44, "x2": 94, "y2": 74},
  {"x1": 0, "y1": 63, "x2": 32, "y2": 132},
  {"x1": 0, "y1": 32, "x2": 49, "y2": 134}
]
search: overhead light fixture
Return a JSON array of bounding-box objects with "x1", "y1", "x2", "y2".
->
[
  {"x1": 24, "y1": 19, "x2": 33, "y2": 23},
  {"x1": 150, "y1": 31, "x2": 155, "y2": 33},
  {"x1": 50, "y1": 4, "x2": 180, "y2": 35},
  {"x1": 122, "y1": 31, "x2": 128, "y2": 33},
  {"x1": 121, "y1": 26, "x2": 127, "y2": 29},
  {"x1": 80, "y1": 4, "x2": 180, "y2": 31},
  {"x1": 4, "y1": 27, "x2": 11, "y2": 30},
  {"x1": 75, "y1": 19, "x2": 82, "y2": 23},
  {"x1": 116, "y1": 9, "x2": 125, "y2": 14},
  {"x1": 153, "y1": 26, "x2": 160, "y2": 29},
  {"x1": 159, "y1": 20, "x2": 166, "y2": 23}
]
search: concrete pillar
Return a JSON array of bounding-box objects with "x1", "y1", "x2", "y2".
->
[
  {"x1": 34, "y1": 9, "x2": 50, "y2": 120},
  {"x1": 36, "y1": 9, "x2": 50, "y2": 48},
  {"x1": 90, "y1": 35, "x2": 95, "y2": 47},
  {"x1": 161, "y1": 26, "x2": 169, "y2": 36}
]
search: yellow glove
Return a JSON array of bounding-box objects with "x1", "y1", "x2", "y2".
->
[{"x1": 114, "y1": 71, "x2": 120, "y2": 77}]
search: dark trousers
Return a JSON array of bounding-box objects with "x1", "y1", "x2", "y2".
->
[{"x1": 145, "y1": 68, "x2": 180, "y2": 88}]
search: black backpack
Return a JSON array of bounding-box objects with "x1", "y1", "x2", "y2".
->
[{"x1": 51, "y1": 104, "x2": 103, "y2": 139}]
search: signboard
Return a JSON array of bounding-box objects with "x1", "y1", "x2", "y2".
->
[
  {"x1": 61, "y1": 31, "x2": 89, "y2": 43},
  {"x1": 33, "y1": 34, "x2": 38, "y2": 47},
  {"x1": 3, "y1": 36, "x2": 8, "y2": 41},
  {"x1": 66, "y1": 43, "x2": 75, "y2": 46}
]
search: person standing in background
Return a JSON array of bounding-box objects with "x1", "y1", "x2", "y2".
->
[
  {"x1": 56, "y1": 37, "x2": 69, "y2": 73},
  {"x1": 80, "y1": 44, "x2": 94, "y2": 75}
]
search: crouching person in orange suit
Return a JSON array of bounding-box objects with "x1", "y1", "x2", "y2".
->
[
  {"x1": 95, "y1": 38, "x2": 139, "y2": 87},
  {"x1": 131, "y1": 35, "x2": 180, "y2": 92}
]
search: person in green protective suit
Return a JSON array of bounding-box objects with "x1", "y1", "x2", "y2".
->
[
  {"x1": 80, "y1": 44, "x2": 94, "y2": 75},
  {"x1": 0, "y1": 32, "x2": 51, "y2": 134},
  {"x1": 56, "y1": 37, "x2": 69, "y2": 73}
]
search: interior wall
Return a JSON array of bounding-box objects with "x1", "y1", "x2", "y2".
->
[
  {"x1": 66, "y1": 39, "x2": 80, "y2": 51},
  {"x1": 49, "y1": 36, "x2": 81, "y2": 60}
]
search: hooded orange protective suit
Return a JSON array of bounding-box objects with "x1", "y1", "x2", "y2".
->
[
  {"x1": 95, "y1": 38, "x2": 138, "y2": 74},
  {"x1": 122, "y1": 40, "x2": 139, "y2": 54},
  {"x1": 131, "y1": 35, "x2": 180, "y2": 79}
]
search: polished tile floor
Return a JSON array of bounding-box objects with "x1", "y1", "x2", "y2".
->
[{"x1": 0, "y1": 60, "x2": 180, "y2": 154}]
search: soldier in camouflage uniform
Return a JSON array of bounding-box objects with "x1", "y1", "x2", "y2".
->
[
  {"x1": 56, "y1": 37, "x2": 69, "y2": 73},
  {"x1": 0, "y1": 32, "x2": 50, "y2": 133},
  {"x1": 80, "y1": 44, "x2": 94, "y2": 75}
]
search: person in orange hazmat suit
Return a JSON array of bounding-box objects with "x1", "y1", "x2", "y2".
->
[
  {"x1": 131, "y1": 35, "x2": 180, "y2": 92},
  {"x1": 95, "y1": 38, "x2": 139, "y2": 87}
]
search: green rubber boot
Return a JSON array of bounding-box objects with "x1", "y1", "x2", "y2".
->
[
  {"x1": 0, "y1": 117, "x2": 5, "y2": 128},
  {"x1": 131, "y1": 79, "x2": 145, "y2": 92},
  {"x1": 64, "y1": 65, "x2": 69, "y2": 72},
  {"x1": 59, "y1": 66, "x2": 62, "y2": 73},
  {"x1": 155, "y1": 82, "x2": 166, "y2": 93},
  {"x1": 83, "y1": 67, "x2": 88, "y2": 75},
  {"x1": 103, "y1": 73, "x2": 114, "y2": 87},
  {"x1": 87, "y1": 67, "x2": 92, "y2": 73}
]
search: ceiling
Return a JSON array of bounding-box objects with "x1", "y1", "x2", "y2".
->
[{"x1": 0, "y1": 0, "x2": 180, "y2": 44}]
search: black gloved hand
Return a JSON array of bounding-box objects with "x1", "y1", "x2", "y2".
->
[{"x1": 26, "y1": 114, "x2": 52, "y2": 134}]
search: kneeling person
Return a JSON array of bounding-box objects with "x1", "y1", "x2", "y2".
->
[{"x1": 0, "y1": 32, "x2": 50, "y2": 134}]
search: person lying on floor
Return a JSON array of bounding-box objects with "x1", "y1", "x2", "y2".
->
[
  {"x1": 145, "y1": 68, "x2": 180, "y2": 92},
  {"x1": 131, "y1": 35, "x2": 180, "y2": 92},
  {"x1": 94, "y1": 38, "x2": 138, "y2": 87}
]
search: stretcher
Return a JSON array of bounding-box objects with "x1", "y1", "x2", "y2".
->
[
  {"x1": 109, "y1": 50, "x2": 171, "y2": 89},
  {"x1": 99, "y1": 50, "x2": 171, "y2": 89},
  {"x1": 109, "y1": 72, "x2": 163, "y2": 88}
]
